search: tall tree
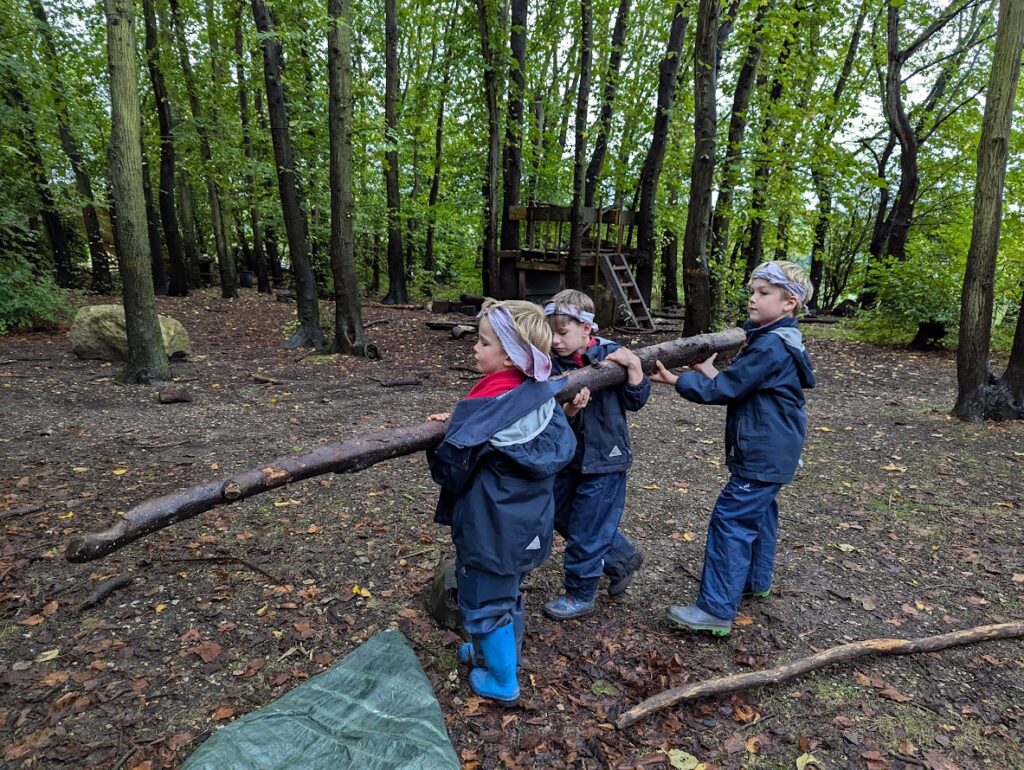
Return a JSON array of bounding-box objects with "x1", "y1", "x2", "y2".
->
[
  {"x1": 680, "y1": 0, "x2": 719, "y2": 334},
  {"x1": 501, "y1": 0, "x2": 528, "y2": 254},
  {"x1": 381, "y1": 0, "x2": 407, "y2": 304},
  {"x1": 567, "y1": 0, "x2": 593, "y2": 290},
  {"x1": 29, "y1": 0, "x2": 113, "y2": 293},
  {"x1": 953, "y1": 0, "x2": 1024, "y2": 421},
  {"x1": 636, "y1": 3, "x2": 688, "y2": 304},
  {"x1": 584, "y1": 0, "x2": 630, "y2": 208},
  {"x1": 142, "y1": 0, "x2": 188, "y2": 296},
  {"x1": 327, "y1": 0, "x2": 374, "y2": 357},
  {"x1": 252, "y1": 0, "x2": 325, "y2": 348},
  {"x1": 477, "y1": 0, "x2": 504, "y2": 297},
  {"x1": 104, "y1": 0, "x2": 170, "y2": 383},
  {"x1": 168, "y1": 0, "x2": 237, "y2": 298}
]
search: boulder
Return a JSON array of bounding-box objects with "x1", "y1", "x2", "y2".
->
[{"x1": 70, "y1": 304, "x2": 191, "y2": 361}]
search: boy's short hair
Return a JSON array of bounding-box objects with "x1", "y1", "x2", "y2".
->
[
  {"x1": 749, "y1": 260, "x2": 814, "y2": 311},
  {"x1": 479, "y1": 298, "x2": 552, "y2": 354},
  {"x1": 546, "y1": 289, "x2": 595, "y2": 331}
]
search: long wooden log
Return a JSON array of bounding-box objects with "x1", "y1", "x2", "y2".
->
[
  {"x1": 616, "y1": 621, "x2": 1024, "y2": 729},
  {"x1": 66, "y1": 328, "x2": 745, "y2": 562}
]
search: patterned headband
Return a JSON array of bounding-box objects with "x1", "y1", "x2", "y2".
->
[
  {"x1": 543, "y1": 302, "x2": 599, "y2": 331},
  {"x1": 479, "y1": 306, "x2": 552, "y2": 382},
  {"x1": 751, "y1": 262, "x2": 807, "y2": 302}
]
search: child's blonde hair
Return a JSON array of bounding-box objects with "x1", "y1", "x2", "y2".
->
[
  {"x1": 479, "y1": 299, "x2": 552, "y2": 355},
  {"x1": 749, "y1": 260, "x2": 813, "y2": 311}
]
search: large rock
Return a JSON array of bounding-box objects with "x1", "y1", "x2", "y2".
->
[{"x1": 70, "y1": 304, "x2": 191, "y2": 361}]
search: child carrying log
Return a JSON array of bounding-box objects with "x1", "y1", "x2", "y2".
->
[
  {"x1": 426, "y1": 299, "x2": 575, "y2": 705},
  {"x1": 650, "y1": 261, "x2": 815, "y2": 636},
  {"x1": 541, "y1": 290, "x2": 651, "y2": 620}
]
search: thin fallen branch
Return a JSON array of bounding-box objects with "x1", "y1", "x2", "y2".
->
[
  {"x1": 0, "y1": 504, "x2": 44, "y2": 522},
  {"x1": 250, "y1": 372, "x2": 285, "y2": 385},
  {"x1": 616, "y1": 621, "x2": 1024, "y2": 729},
  {"x1": 79, "y1": 574, "x2": 134, "y2": 610},
  {"x1": 66, "y1": 329, "x2": 745, "y2": 562}
]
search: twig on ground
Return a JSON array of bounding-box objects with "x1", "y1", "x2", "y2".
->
[
  {"x1": 0, "y1": 504, "x2": 44, "y2": 522},
  {"x1": 250, "y1": 372, "x2": 285, "y2": 385},
  {"x1": 363, "y1": 318, "x2": 389, "y2": 329},
  {"x1": 616, "y1": 621, "x2": 1024, "y2": 729},
  {"x1": 80, "y1": 574, "x2": 134, "y2": 610}
]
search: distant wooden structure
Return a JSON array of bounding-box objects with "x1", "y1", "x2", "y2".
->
[{"x1": 497, "y1": 203, "x2": 654, "y2": 330}]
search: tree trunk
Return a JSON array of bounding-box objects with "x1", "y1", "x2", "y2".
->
[
  {"x1": 140, "y1": 137, "x2": 168, "y2": 294},
  {"x1": 501, "y1": 0, "x2": 527, "y2": 253},
  {"x1": 1002, "y1": 288, "x2": 1024, "y2": 407},
  {"x1": 567, "y1": 0, "x2": 593, "y2": 290},
  {"x1": 6, "y1": 81, "x2": 76, "y2": 287},
  {"x1": 680, "y1": 0, "x2": 718, "y2": 335},
  {"x1": 425, "y1": 63, "x2": 451, "y2": 274},
  {"x1": 175, "y1": 173, "x2": 202, "y2": 288},
  {"x1": 381, "y1": 0, "x2": 407, "y2": 304},
  {"x1": 709, "y1": 0, "x2": 767, "y2": 298},
  {"x1": 234, "y1": 0, "x2": 269, "y2": 294},
  {"x1": 476, "y1": 0, "x2": 503, "y2": 297},
  {"x1": 104, "y1": 0, "x2": 171, "y2": 384},
  {"x1": 142, "y1": 0, "x2": 188, "y2": 296},
  {"x1": 953, "y1": 0, "x2": 1024, "y2": 422},
  {"x1": 636, "y1": 3, "x2": 688, "y2": 304},
  {"x1": 328, "y1": 0, "x2": 376, "y2": 359},
  {"x1": 65, "y1": 328, "x2": 746, "y2": 562},
  {"x1": 29, "y1": 0, "x2": 113, "y2": 293},
  {"x1": 584, "y1": 0, "x2": 630, "y2": 208},
  {"x1": 168, "y1": 0, "x2": 236, "y2": 298},
  {"x1": 252, "y1": 0, "x2": 325, "y2": 348}
]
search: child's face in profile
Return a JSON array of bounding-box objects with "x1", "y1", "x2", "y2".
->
[
  {"x1": 474, "y1": 316, "x2": 513, "y2": 375},
  {"x1": 549, "y1": 317, "x2": 592, "y2": 358},
  {"x1": 747, "y1": 278, "x2": 798, "y2": 326}
]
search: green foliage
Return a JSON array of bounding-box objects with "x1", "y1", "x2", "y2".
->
[{"x1": 0, "y1": 255, "x2": 73, "y2": 335}]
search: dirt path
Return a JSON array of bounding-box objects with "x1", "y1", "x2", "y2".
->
[{"x1": 2, "y1": 290, "x2": 1022, "y2": 769}]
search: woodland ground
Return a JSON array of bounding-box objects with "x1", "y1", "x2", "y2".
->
[{"x1": 1, "y1": 288, "x2": 1023, "y2": 770}]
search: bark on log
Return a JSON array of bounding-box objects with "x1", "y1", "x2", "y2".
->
[
  {"x1": 616, "y1": 621, "x2": 1024, "y2": 729},
  {"x1": 66, "y1": 328, "x2": 745, "y2": 562}
]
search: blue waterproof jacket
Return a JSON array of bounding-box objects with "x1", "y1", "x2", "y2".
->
[
  {"x1": 428, "y1": 379, "x2": 576, "y2": 576},
  {"x1": 551, "y1": 338, "x2": 651, "y2": 474},
  {"x1": 675, "y1": 316, "x2": 815, "y2": 484}
]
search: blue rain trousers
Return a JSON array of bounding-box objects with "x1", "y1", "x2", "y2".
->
[
  {"x1": 696, "y1": 475, "x2": 781, "y2": 620},
  {"x1": 553, "y1": 470, "x2": 638, "y2": 600},
  {"x1": 457, "y1": 562, "x2": 524, "y2": 641}
]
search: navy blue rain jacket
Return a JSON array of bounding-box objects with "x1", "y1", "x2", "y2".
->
[
  {"x1": 551, "y1": 338, "x2": 651, "y2": 474},
  {"x1": 428, "y1": 379, "x2": 577, "y2": 576},
  {"x1": 675, "y1": 316, "x2": 815, "y2": 484}
]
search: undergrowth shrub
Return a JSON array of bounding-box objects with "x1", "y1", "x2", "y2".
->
[{"x1": 0, "y1": 256, "x2": 73, "y2": 334}]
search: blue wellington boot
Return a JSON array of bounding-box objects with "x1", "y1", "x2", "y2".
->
[
  {"x1": 468, "y1": 623, "x2": 520, "y2": 705},
  {"x1": 542, "y1": 594, "x2": 596, "y2": 620},
  {"x1": 666, "y1": 604, "x2": 732, "y2": 637}
]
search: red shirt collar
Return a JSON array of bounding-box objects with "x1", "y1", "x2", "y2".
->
[
  {"x1": 571, "y1": 336, "x2": 599, "y2": 368},
  {"x1": 465, "y1": 368, "x2": 528, "y2": 399}
]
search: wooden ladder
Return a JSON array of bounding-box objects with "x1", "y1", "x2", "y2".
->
[{"x1": 597, "y1": 251, "x2": 655, "y2": 331}]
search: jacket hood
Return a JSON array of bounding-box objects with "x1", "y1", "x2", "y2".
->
[{"x1": 748, "y1": 317, "x2": 815, "y2": 389}]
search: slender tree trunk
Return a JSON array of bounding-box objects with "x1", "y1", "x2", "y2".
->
[
  {"x1": 29, "y1": 0, "x2": 112, "y2": 292},
  {"x1": 252, "y1": 0, "x2": 325, "y2": 348},
  {"x1": 584, "y1": 0, "x2": 630, "y2": 208},
  {"x1": 954, "y1": 0, "x2": 1024, "y2": 422},
  {"x1": 681, "y1": 0, "x2": 718, "y2": 334},
  {"x1": 476, "y1": 0, "x2": 503, "y2": 297},
  {"x1": 143, "y1": 0, "x2": 188, "y2": 296},
  {"x1": 6, "y1": 81, "x2": 76, "y2": 286},
  {"x1": 104, "y1": 0, "x2": 170, "y2": 383},
  {"x1": 636, "y1": 3, "x2": 688, "y2": 304},
  {"x1": 328, "y1": 0, "x2": 375, "y2": 358},
  {"x1": 168, "y1": 0, "x2": 236, "y2": 298},
  {"x1": 140, "y1": 136, "x2": 168, "y2": 294},
  {"x1": 234, "y1": 0, "x2": 269, "y2": 293},
  {"x1": 567, "y1": 0, "x2": 592, "y2": 290},
  {"x1": 501, "y1": 0, "x2": 527, "y2": 253},
  {"x1": 381, "y1": 0, "x2": 407, "y2": 304},
  {"x1": 1003, "y1": 289, "x2": 1024, "y2": 406},
  {"x1": 709, "y1": 0, "x2": 767, "y2": 310},
  {"x1": 425, "y1": 19, "x2": 456, "y2": 274},
  {"x1": 175, "y1": 173, "x2": 202, "y2": 288}
]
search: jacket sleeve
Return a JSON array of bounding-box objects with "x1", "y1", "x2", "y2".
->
[
  {"x1": 427, "y1": 444, "x2": 481, "y2": 494},
  {"x1": 620, "y1": 376, "x2": 651, "y2": 412},
  {"x1": 675, "y1": 346, "x2": 779, "y2": 405}
]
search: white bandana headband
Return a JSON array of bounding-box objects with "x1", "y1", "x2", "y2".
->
[
  {"x1": 751, "y1": 262, "x2": 807, "y2": 303},
  {"x1": 543, "y1": 302, "x2": 599, "y2": 331},
  {"x1": 479, "y1": 306, "x2": 552, "y2": 382}
]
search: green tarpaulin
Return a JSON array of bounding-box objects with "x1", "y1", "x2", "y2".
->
[{"x1": 183, "y1": 629, "x2": 459, "y2": 769}]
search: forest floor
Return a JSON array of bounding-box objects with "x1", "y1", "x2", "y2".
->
[{"x1": 1, "y1": 288, "x2": 1023, "y2": 770}]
